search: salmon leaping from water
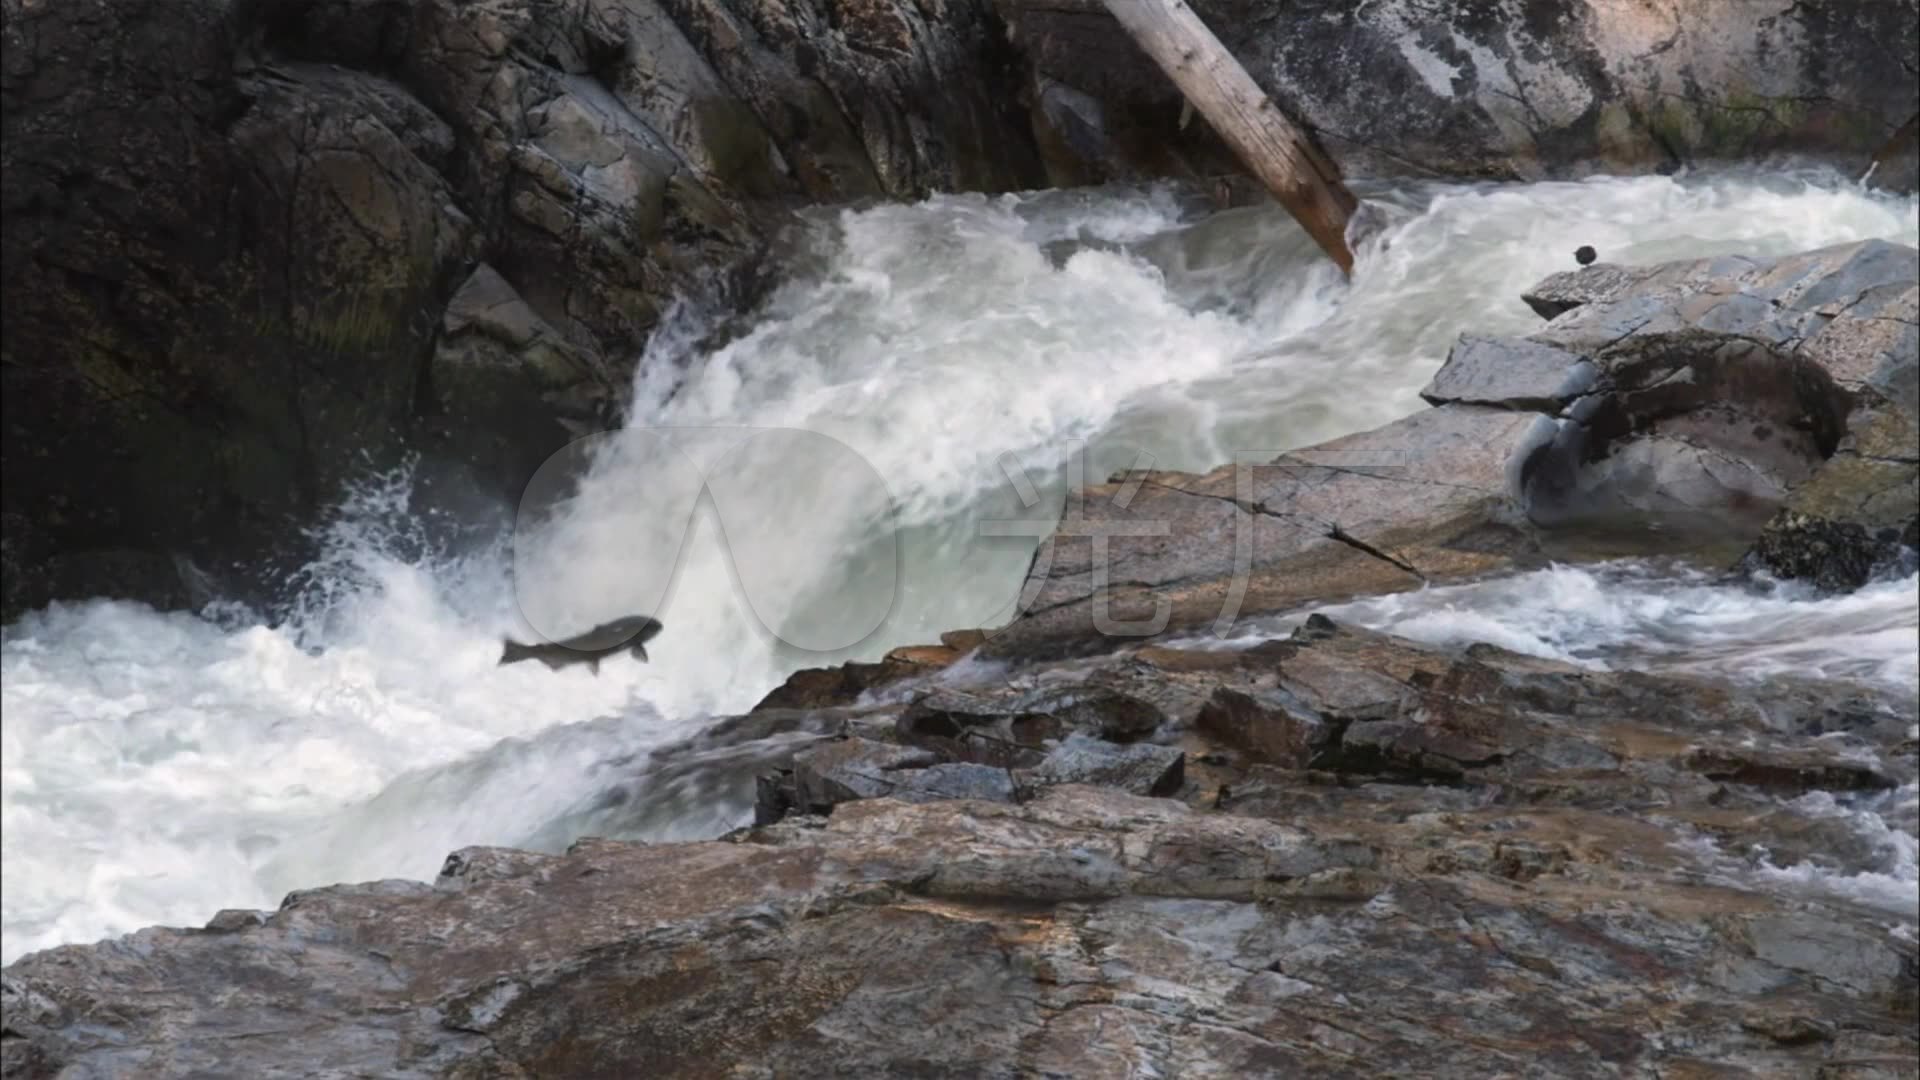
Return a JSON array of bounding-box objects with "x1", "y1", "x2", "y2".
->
[{"x1": 498, "y1": 615, "x2": 663, "y2": 674}]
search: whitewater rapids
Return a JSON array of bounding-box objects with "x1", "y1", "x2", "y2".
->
[{"x1": 4, "y1": 170, "x2": 1917, "y2": 962}]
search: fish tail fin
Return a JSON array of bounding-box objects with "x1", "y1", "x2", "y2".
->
[{"x1": 499, "y1": 640, "x2": 534, "y2": 666}]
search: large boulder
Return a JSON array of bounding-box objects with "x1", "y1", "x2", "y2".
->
[
  {"x1": 982, "y1": 401, "x2": 1559, "y2": 659},
  {"x1": 0, "y1": 0, "x2": 1047, "y2": 617},
  {"x1": 974, "y1": 239, "x2": 1916, "y2": 658},
  {"x1": 1001, "y1": 0, "x2": 1920, "y2": 187},
  {"x1": 1525, "y1": 239, "x2": 1919, "y2": 590}
]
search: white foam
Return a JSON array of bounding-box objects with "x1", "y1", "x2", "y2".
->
[
  {"x1": 1752, "y1": 785, "x2": 1920, "y2": 918},
  {"x1": 1200, "y1": 563, "x2": 1920, "y2": 695},
  {"x1": 1668, "y1": 785, "x2": 1920, "y2": 925}
]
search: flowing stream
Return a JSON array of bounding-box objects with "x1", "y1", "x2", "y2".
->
[{"x1": 4, "y1": 170, "x2": 1917, "y2": 962}]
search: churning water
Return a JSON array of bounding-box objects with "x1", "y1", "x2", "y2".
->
[{"x1": 4, "y1": 171, "x2": 1917, "y2": 961}]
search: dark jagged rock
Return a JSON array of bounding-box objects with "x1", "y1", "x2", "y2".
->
[
  {"x1": 1683, "y1": 746, "x2": 1898, "y2": 795},
  {"x1": 1005, "y1": 684, "x2": 1168, "y2": 742},
  {"x1": 753, "y1": 655, "x2": 929, "y2": 710},
  {"x1": 1871, "y1": 114, "x2": 1920, "y2": 196},
  {"x1": 895, "y1": 763, "x2": 1019, "y2": 803},
  {"x1": 745, "y1": 612, "x2": 1915, "y2": 841},
  {"x1": 1195, "y1": 686, "x2": 1333, "y2": 769},
  {"x1": 0, "y1": 0, "x2": 1047, "y2": 618},
  {"x1": 791, "y1": 737, "x2": 941, "y2": 811}
]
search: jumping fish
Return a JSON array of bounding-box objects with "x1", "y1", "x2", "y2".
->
[{"x1": 498, "y1": 615, "x2": 663, "y2": 674}]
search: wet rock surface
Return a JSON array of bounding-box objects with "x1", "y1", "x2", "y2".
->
[
  {"x1": 1525, "y1": 240, "x2": 1919, "y2": 590},
  {"x1": 980, "y1": 238, "x2": 1917, "y2": 659},
  {"x1": 8, "y1": 614, "x2": 1915, "y2": 1078}
]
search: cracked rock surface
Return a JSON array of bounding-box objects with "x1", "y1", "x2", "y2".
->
[{"x1": 1002, "y1": 0, "x2": 1920, "y2": 189}]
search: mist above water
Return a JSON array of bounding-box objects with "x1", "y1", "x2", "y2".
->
[{"x1": 4, "y1": 170, "x2": 1916, "y2": 962}]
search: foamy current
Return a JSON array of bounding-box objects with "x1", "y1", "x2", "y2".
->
[
  {"x1": 5, "y1": 171, "x2": 1917, "y2": 961},
  {"x1": 1181, "y1": 562, "x2": 1920, "y2": 692}
]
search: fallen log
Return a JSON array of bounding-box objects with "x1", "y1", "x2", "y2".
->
[{"x1": 1098, "y1": 0, "x2": 1358, "y2": 273}]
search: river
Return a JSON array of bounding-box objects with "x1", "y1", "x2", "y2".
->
[{"x1": 4, "y1": 169, "x2": 1916, "y2": 962}]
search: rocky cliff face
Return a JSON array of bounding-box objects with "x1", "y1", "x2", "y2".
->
[
  {"x1": 5, "y1": 244, "x2": 1916, "y2": 1079},
  {"x1": 0, "y1": 0, "x2": 1046, "y2": 617},
  {"x1": 1004, "y1": 0, "x2": 1920, "y2": 189}
]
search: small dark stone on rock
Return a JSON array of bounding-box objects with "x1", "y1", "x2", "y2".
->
[
  {"x1": 1575, "y1": 245, "x2": 1598, "y2": 266},
  {"x1": 202, "y1": 910, "x2": 268, "y2": 933}
]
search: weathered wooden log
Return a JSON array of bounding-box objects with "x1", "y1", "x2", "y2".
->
[{"x1": 1097, "y1": 0, "x2": 1358, "y2": 272}]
